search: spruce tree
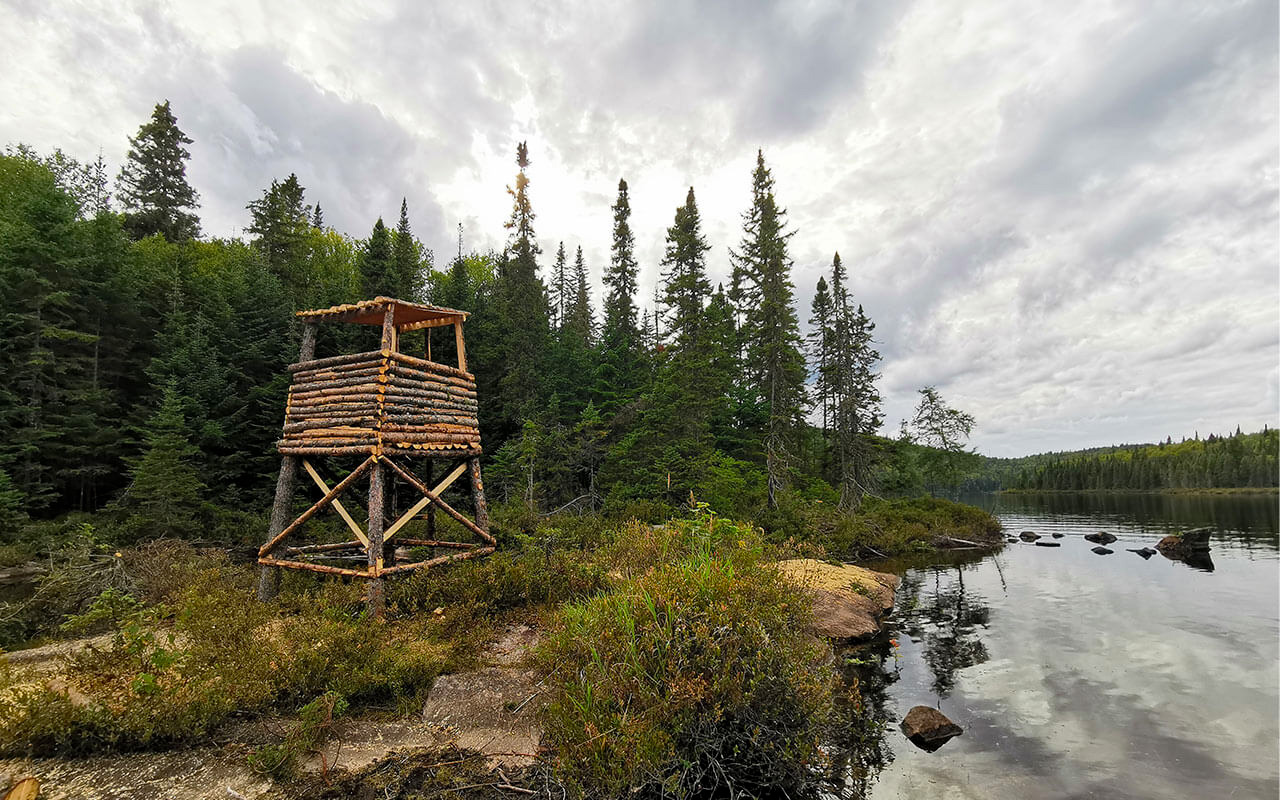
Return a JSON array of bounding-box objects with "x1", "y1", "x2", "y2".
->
[
  {"x1": 826, "y1": 252, "x2": 883, "y2": 506},
  {"x1": 550, "y1": 241, "x2": 569, "y2": 329},
  {"x1": 360, "y1": 218, "x2": 394, "y2": 298},
  {"x1": 492, "y1": 142, "x2": 550, "y2": 438},
  {"x1": 596, "y1": 178, "x2": 643, "y2": 412},
  {"x1": 565, "y1": 245, "x2": 594, "y2": 348},
  {"x1": 312, "y1": 204, "x2": 324, "y2": 229},
  {"x1": 246, "y1": 174, "x2": 311, "y2": 287},
  {"x1": 116, "y1": 100, "x2": 201, "y2": 241},
  {"x1": 118, "y1": 383, "x2": 205, "y2": 538},
  {"x1": 807, "y1": 275, "x2": 835, "y2": 438},
  {"x1": 732, "y1": 151, "x2": 807, "y2": 507},
  {"x1": 392, "y1": 198, "x2": 421, "y2": 300}
]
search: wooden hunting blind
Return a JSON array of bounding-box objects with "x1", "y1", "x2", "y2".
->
[{"x1": 256, "y1": 297, "x2": 494, "y2": 614}]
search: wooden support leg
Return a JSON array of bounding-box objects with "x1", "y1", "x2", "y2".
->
[
  {"x1": 366, "y1": 459, "x2": 386, "y2": 618},
  {"x1": 258, "y1": 455, "x2": 298, "y2": 601},
  {"x1": 425, "y1": 461, "x2": 436, "y2": 543},
  {"x1": 468, "y1": 457, "x2": 490, "y2": 533}
]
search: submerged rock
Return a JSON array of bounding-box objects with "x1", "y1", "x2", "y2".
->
[
  {"x1": 1019, "y1": 531, "x2": 1040, "y2": 542},
  {"x1": 1034, "y1": 541, "x2": 1061, "y2": 547},
  {"x1": 901, "y1": 705, "x2": 963, "y2": 751},
  {"x1": 1091, "y1": 546, "x2": 1114, "y2": 555},
  {"x1": 1084, "y1": 532, "x2": 1117, "y2": 545},
  {"x1": 1128, "y1": 547, "x2": 1157, "y2": 559},
  {"x1": 1006, "y1": 536, "x2": 1019, "y2": 543}
]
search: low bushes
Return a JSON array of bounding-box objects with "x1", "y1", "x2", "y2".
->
[
  {"x1": 537, "y1": 511, "x2": 835, "y2": 798},
  {"x1": 809, "y1": 495, "x2": 1003, "y2": 559}
]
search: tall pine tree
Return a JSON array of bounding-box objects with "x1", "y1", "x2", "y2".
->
[
  {"x1": 360, "y1": 218, "x2": 394, "y2": 298},
  {"x1": 116, "y1": 101, "x2": 201, "y2": 242},
  {"x1": 392, "y1": 198, "x2": 421, "y2": 301},
  {"x1": 595, "y1": 179, "x2": 643, "y2": 413},
  {"x1": 245, "y1": 174, "x2": 311, "y2": 290},
  {"x1": 732, "y1": 151, "x2": 807, "y2": 507}
]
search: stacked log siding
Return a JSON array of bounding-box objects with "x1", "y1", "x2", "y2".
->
[{"x1": 277, "y1": 349, "x2": 481, "y2": 456}]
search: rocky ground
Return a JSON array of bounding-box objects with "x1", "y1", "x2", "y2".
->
[{"x1": 0, "y1": 624, "x2": 545, "y2": 799}]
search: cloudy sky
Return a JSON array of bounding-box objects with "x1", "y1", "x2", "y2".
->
[{"x1": 1, "y1": 0, "x2": 1276, "y2": 456}]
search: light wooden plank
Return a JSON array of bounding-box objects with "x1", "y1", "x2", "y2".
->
[
  {"x1": 384, "y1": 461, "x2": 468, "y2": 542},
  {"x1": 302, "y1": 459, "x2": 369, "y2": 548}
]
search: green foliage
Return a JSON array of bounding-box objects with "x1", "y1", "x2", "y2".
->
[
  {"x1": 116, "y1": 100, "x2": 200, "y2": 242},
  {"x1": 114, "y1": 383, "x2": 205, "y2": 539},
  {"x1": 999, "y1": 428, "x2": 1280, "y2": 491},
  {"x1": 807, "y1": 495, "x2": 1003, "y2": 560},
  {"x1": 538, "y1": 511, "x2": 834, "y2": 798},
  {"x1": 248, "y1": 690, "x2": 348, "y2": 779}
]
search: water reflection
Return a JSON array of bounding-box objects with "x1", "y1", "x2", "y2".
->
[{"x1": 831, "y1": 492, "x2": 1279, "y2": 800}]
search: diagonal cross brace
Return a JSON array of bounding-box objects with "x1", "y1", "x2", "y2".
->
[
  {"x1": 383, "y1": 461, "x2": 468, "y2": 544},
  {"x1": 259, "y1": 455, "x2": 375, "y2": 557},
  {"x1": 301, "y1": 459, "x2": 370, "y2": 548},
  {"x1": 383, "y1": 457, "x2": 496, "y2": 546}
]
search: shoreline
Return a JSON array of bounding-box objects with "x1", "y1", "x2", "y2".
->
[{"x1": 999, "y1": 487, "x2": 1277, "y2": 496}]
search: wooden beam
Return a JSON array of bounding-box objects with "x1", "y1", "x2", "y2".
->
[
  {"x1": 383, "y1": 461, "x2": 468, "y2": 542},
  {"x1": 453, "y1": 320, "x2": 467, "y2": 372},
  {"x1": 301, "y1": 459, "x2": 369, "y2": 548},
  {"x1": 378, "y1": 546, "x2": 495, "y2": 576},
  {"x1": 259, "y1": 557, "x2": 369, "y2": 578},
  {"x1": 259, "y1": 456, "x2": 374, "y2": 557},
  {"x1": 398, "y1": 317, "x2": 466, "y2": 333},
  {"x1": 384, "y1": 457, "x2": 495, "y2": 545}
]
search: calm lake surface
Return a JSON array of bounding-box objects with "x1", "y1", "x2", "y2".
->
[{"x1": 841, "y1": 491, "x2": 1279, "y2": 800}]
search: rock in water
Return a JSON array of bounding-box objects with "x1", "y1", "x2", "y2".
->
[
  {"x1": 1051, "y1": 532, "x2": 1065, "y2": 538},
  {"x1": 1156, "y1": 528, "x2": 1213, "y2": 557},
  {"x1": 1035, "y1": 541, "x2": 1061, "y2": 547},
  {"x1": 901, "y1": 706, "x2": 963, "y2": 751},
  {"x1": 1091, "y1": 546, "x2": 1114, "y2": 555},
  {"x1": 1006, "y1": 537, "x2": 1019, "y2": 543},
  {"x1": 1084, "y1": 532, "x2": 1117, "y2": 544},
  {"x1": 1128, "y1": 547, "x2": 1157, "y2": 559},
  {"x1": 1019, "y1": 531, "x2": 1040, "y2": 542}
]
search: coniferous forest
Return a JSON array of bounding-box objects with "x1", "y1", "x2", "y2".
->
[{"x1": 0, "y1": 101, "x2": 973, "y2": 544}]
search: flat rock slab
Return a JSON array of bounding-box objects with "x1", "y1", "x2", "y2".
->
[
  {"x1": 1091, "y1": 546, "x2": 1114, "y2": 555},
  {"x1": 0, "y1": 747, "x2": 271, "y2": 800},
  {"x1": 1034, "y1": 541, "x2": 1061, "y2": 547},
  {"x1": 776, "y1": 559, "x2": 899, "y2": 643},
  {"x1": 421, "y1": 666, "x2": 544, "y2": 767}
]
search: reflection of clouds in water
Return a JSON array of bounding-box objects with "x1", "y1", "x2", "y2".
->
[{"x1": 867, "y1": 519, "x2": 1279, "y2": 800}]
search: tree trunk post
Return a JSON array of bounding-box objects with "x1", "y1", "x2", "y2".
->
[
  {"x1": 468, "y1": 457, "x2": 490, "y2": 533},
  {"x1": 366, "y1": 459, "x2": 386, "y2": 618},
  {"x1": 258, "y1": 322, "x2": 318, "y2": 602}
]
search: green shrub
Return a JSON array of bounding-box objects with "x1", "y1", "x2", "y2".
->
[{"x1": 538, "y1": 511, "x2": 834, "y2": 798}]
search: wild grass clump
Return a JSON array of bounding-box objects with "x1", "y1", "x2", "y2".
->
[{"x1": 538, "y1": 510, "x2": 834, "y2": 798}]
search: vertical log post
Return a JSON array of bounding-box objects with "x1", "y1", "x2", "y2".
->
[
  {"x1": 366, "y1": 303, "x2": 397, "y2": 618},
  {"x1": 258, "y1": 322, "x2": 317, "y2": 602},
  {"x1": 453, "y1": 320, "x2": 467, "y2": 372},
  {"x1": 366, "y1": 460, "x2": 386, "y2": 617},
  {"x1": 468, "y1": 457, "x2": 490, "y2": 533},
  {"x1": 424, "y1": 460, "x2": 436, "y2": 552}
]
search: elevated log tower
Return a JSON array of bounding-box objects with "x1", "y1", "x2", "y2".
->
[{"x1": 257, "y1": 297, "x2": 494, "y2": 615}]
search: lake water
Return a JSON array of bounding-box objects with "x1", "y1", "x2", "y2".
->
[{"x1": 837, "y1": 491, "x2": 1279, "y2": 800}]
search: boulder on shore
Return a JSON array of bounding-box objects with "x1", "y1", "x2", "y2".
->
[
  {"x1": 1084, "y1": 532, "x2": 1117, "y2": 545},
  {"x1": 776, "y1": 559, "x2": 899, "y2": 643},
  {"x1": 1019, "y1": 531, "x2": 1040, "y2": 542},
  {"x1": 900, "y1": 705, "x2": 963, "y2": 751},
  {"x1": 1091, "y1": 546, "x2": 1114, "y2": 555}
]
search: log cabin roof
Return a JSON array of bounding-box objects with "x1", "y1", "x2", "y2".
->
[{"x1": 296, "y1": 297, "x2": 469, "y2": 328}]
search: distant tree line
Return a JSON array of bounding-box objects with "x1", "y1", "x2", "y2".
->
[
  {"x1": 0, "y1": 100, "x2": 970, "y2": 541},
  {"x1": 994, "y1": 428, "x2": 1278, "y2": 491}
]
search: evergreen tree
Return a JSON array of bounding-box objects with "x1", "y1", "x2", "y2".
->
[
  {"x1": 116, "y1": 100, "x2": 201, "y2": 241},
  {"x1": 492, "y1": 142, "x2": 550, "y2": 438},
  {"x1": 312, "y1": 203, "x2": 324, "y2": 229},
  {"x1": 550, "y1": 241, "x2": 569, "y2": 329},
  {"x1": 732, "y1": 152, "x2": 807, "y2": 507},
  {"x1": 565, "y1": 246, "x2": 594, "y2": 348},
  {"x1": 360, "y1": 218, "x2": 394, "y2": 298},
  {"x1": 392, "y1": 198, "x2": 421, "y2": 300},
  {"x1": 807, "y1": 275, "x2": 835, "y2": 438},
  {"x1": 117, "y1": 383, "x2": 206, "y2": 538},
  {"x1": 826, "y1": 252, "x2": 883, "y2": 506},
  {"x1": 245, "y1": 174, "x2": 311, "y2": 287},
  {"x1": 596, "y1": 179, "x2": 643, "y2": 412}
]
